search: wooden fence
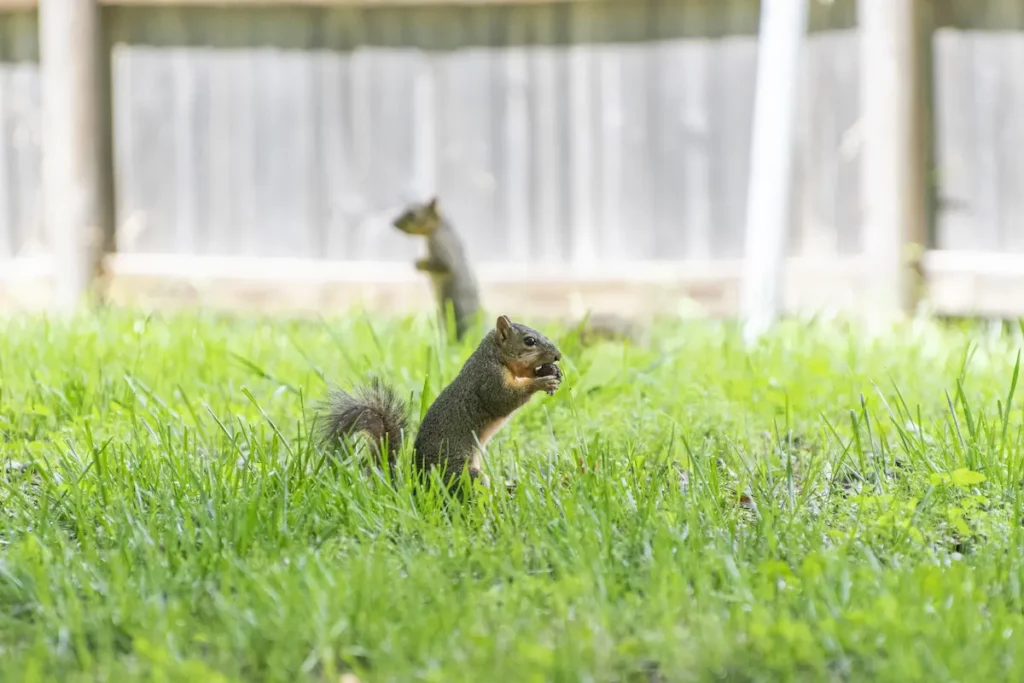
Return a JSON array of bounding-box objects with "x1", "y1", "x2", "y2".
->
[{"x1": 0, "y1": 0, "x2": 1022, "y2": 319}]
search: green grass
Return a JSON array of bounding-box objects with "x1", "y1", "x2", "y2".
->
[{"x1": 1, "y1": 310, "x2": 1024, "y2": 682}]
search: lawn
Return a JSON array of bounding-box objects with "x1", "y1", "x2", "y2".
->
[{"x1": 0, "y1": 310, "x2": 1022, "y2": 682}]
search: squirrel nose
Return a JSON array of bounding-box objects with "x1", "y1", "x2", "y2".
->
[{"x1": 554, "y1": 353, "x2": 561, "y2": 362}]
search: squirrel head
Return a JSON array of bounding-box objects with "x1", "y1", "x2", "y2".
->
[
  {"x1": 393, "y1": 197, "x2": 441, "y2": 236},
  {"x1": 493, "y1": 315, "x2": 562, "y2": 378}
]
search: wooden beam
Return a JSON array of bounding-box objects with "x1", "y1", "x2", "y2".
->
[
  {"x1": 858, "y1": 0, "x2": 929, "y2": 318},
  {"x1": 102, "y1": 255, "x2": 879, "y2": 319},
  {"x1": 0, "y1": 254, "x2": 875, "y2": 318},
  {"x1": 0, "y1": 0, "x2": 594, "y2": 8},
  {"x1": 8, "y1": 251, "x2": 1024, "y2": 319},
  {"x1": 923, "y1": 251, "x2": 1024, "y2": 318},
  {"x1": 104, "y1": 0, "x2": 589, "y2": 3},
  {"x1": 739, "y1": 0, "x2": 808, "y2": 343},
  {"x1": 39, "y1": 0, "x2": 114, "y2": 311}
]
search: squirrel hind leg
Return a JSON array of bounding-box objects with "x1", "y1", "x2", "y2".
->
[{"x1": 471, "y1": 469, "x2": 490, "y2": 489}]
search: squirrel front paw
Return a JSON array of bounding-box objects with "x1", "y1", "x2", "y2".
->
[
  {"x1": 415, "y1": 258, "x2": 448, "y2": 274},
  {"x1": 531, "y1": 375, "x2": 561, "y2": 395}
]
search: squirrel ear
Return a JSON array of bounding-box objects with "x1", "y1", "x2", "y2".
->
[
  {"x1": 426, "y1": 196, "x2": 438, "y2": 213},
  {"x1": 496, "y1": 315, "x2": 513, "y2": 340}
]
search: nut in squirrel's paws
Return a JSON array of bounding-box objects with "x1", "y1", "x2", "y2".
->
[{"x1": 534, "y1": 363, "x2": 562, "y2": 395}]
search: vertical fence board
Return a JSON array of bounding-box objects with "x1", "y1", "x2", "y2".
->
[
  {"x1": 0, "y1": 64, "x2": 10, "y2": 257},
  {"x1": 494, "y1": 5, "x2": 531, "y2": 263},
  {"x1": 567, "y1": 0, "x2": 597, "y2": 263},
  {"x1": 319, "y1": 8, "x2": 358, "y2": 260},
  {"x1": 677, "y1": 1, "x2": 713, "y2": 260},
  {"x1": 972, "y1": 34, "x2": 1002, "y2": 251},
  {"x1": 932, "y1": 29, "x2": 976, "y2": 250},
  {"x1": 831, "y1": 29, "x2": 862, "y2": 255},
  {"x1": 527, "y1": 3, "x2": 568, "y2": 264},
  {"x1": 595, "y1": 13, "x2": 622, "y2": 263},
  {"x1": 434, "y1": 6, "x2": 502, "y2": 261},
  {"x1": 250, "y1": 14, "x2": 317, "y2": 257},
  {"x1": 708, "y1": 0, "x2": 758, "y2": 258},
  {"x1": 998, "y1": 33, "x2": 1024, "y2": 251},
  {"x1": 113, "y1": 45, "x2": 178, "y2": 253},
  {"x1": 0, "y1": 11, "x2": 41, "y2": 257}
]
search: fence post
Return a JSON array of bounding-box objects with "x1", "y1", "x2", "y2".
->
[
  {"x1": 739, "y1": 0, "x2": 808, "y2": 344},
  {"x1": 858, "y1": 0, "x2": 928, "y2": 318},
  {"x1": 39, "y1": 0, "x2": 113, "y2": 311}
]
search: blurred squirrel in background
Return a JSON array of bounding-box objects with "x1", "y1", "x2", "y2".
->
[
  {"x1": 393, "y1": 197, "x2": 481, "y2": 342},
  {"x1": 393, "y1": 197, "x2": 641, "y2": 347},
  {"x1": 318, "y1": 315, "x2": 562, "y2": 490}
]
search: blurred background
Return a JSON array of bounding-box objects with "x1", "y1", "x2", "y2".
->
[{"x1": 0, "y1": 0, "x2": 1018, "y2": 321}]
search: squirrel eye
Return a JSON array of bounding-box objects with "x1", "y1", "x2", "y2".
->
[{"x1": 524, "y1": 336, "x2": 536, "y2": 346}]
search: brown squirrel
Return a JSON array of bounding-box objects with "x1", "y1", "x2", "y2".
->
[
  {"x1": 392, "y1": 197, "x2": 481, "y2": 342},
  {"x1": 319, "y1": 315, "x2": 562, "y2": 489}
]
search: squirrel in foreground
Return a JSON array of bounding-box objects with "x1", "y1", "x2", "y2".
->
[
  {"x1": 319, "y1": 315, "x2": 563, "y2": 489},
  {"x1": 392, "y1": 197, "x2": 481, "y2": 342}
]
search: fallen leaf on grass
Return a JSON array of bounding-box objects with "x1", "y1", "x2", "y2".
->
[{"x1": 739, "y1": 491, "x2": 759, "y2": 516}]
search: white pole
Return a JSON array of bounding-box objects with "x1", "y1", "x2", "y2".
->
[{"x1": 740, "y1": 0, "x2": 809, "y2": 344}]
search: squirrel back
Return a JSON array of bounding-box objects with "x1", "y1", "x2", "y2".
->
[
  {"x1": 393, "y1": 197, "x2": 481, "y2": 341},
  {"x1": 319, "y1": 315, "x2": 562, "y2": 488}
]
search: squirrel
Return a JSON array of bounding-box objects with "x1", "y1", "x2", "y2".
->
[
  {"x1": 392, "y1": 197, "x2": 481, "y2": 342},
  {"x1": 575, "y1": 312, "x2": 644, "y2": 346},
  {"x1": 318, "y1": 315, "x2": 563, "y2": 489}
]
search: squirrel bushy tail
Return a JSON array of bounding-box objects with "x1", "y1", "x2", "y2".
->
[{"x1": 318, "y1": 377, "x2": 409, "y2": 470}]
